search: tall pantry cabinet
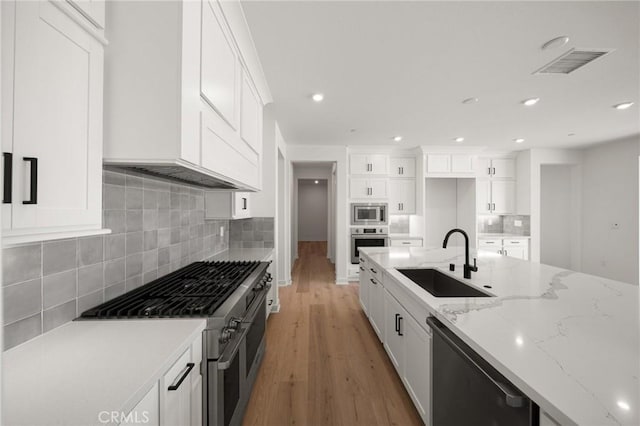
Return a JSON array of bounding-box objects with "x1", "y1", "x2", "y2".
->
[{"x1": 1, "y1": 0, "x2": 107, "y2": 245}]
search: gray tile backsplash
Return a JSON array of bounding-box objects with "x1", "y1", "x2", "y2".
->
[
  {"x1": 229, "y1": 218, "x2": 275, "y2": 249},
  {"x1": 389, "y1": 215, "x2": 410, "y2": 234},
  {"x1": 477, "y1": 215, "x2": 530, "y2": 236},
  {"x1": 2, "y1": 168, "x2": 229, "y2": 350}
]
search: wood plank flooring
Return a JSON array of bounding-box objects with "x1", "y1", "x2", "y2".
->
[{"x1": 243, "y1": 241, "x2": 422, "y2": 426}]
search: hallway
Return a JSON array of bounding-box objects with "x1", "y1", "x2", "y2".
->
[{"x1": 243, "y1": 241, "x2": 422, "y2": 426}]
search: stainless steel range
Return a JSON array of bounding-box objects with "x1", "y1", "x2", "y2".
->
[{"x1": 79, "y1": 261, "x2": 271, "y2": 426}]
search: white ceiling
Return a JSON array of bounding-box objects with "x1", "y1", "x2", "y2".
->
[{"x1": 241, "y1": 1, "x2": 640, "y2": 149}]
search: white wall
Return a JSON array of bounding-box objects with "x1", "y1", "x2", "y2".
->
[
  {"x1": 541, "y1": 165, "x2": 575, "y2": 269},
  {"x1": 298, "y1": 181, "x2": 328, "y2": 241},
  {"x1": 581, "y1": 136, "x2": 639, "y2": 284},
  {"x1": 288, "y1": 145, "x2": 348, "y2": 284}
]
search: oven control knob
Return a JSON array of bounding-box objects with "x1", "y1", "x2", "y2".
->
[
  {"x1": 220, "y1": 327, "x2": 235, "y2": 344},
  {"x1": 265, "y1": 274, "x2": 273, "y2": 283},
  {"x1": 229, "y1": 317, "x2": 242, "y2": 329}
]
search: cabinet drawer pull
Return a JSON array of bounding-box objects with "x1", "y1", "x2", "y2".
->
[
  {"x1": 370, "y1": 268, "x2": 377, "y2": 274},
  {"x1": 487, "y1": 203, "x2": 491, "y2": 211},
  {"x1": 3, "y1": 152, "x2": 12, "y2": 204},
  {"x1": 402, "y1": 242, "x2": 411, "y2": 245},
  {"x1": 395, "y1": 313, "x2": 400, "y2": 333},
  {"x1": 484, "y1": 241, "x2": 495, "y2": 244},
  {"x1": 242, "y1": 197, "x2": 247, "y2": 210},
  {"x1": 491, "y1": 203, "x2": 495, "y2": 211},
  {"x1": 398, "y1": 316, "x2": 403, "y2": 336},
  {"x1": 359, "y1": 266, "x2": 364, "y2": 271},
  {"x1": 23, "y1": 157, "x2": 38, "y2": 205},
  {"x1": 168, "y1": 362, "x2": 195, "y2": 391},
  {"x1": 369, "y1": 278, "x2": 377, "y2": 285}
]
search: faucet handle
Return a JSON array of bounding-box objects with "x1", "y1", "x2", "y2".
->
[{"x1": 471, "y1": 258, "x2": 478, "y2": 272}]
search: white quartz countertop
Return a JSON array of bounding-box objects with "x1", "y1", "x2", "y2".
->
[
  {"x1": 478, "y1": 233, "x2": 531, "y2": 239},
  {"x1": 210, "y1": 248, "x2": 273, "y2": 262},
  {"x1": 389, "y1": 234, "x2": 423, "y2": 239},
  {"x1": 360, "y1": 246, "x2": 639, "y2": 426},
  {"x1": 3, "y1": 319, "x2": 206, "y2": 426}
]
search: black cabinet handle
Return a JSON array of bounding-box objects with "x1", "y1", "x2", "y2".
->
[
  {"x1": 369, "y1": 278, "x2": 377, "y2": 285},
  {"x1": 395, "y1": 313, "x2": 400, "y2": 333},
  {"x1": 3, "y1": 152, "x2": 12, "y2": 204},
  {"x1": 23, "y1": 157, "x2": 37, "y2": 205},
  {"x1": 398, "y1": 316, "x2": 403, "y2": 336},
  {"x1": 242, "y1": 197, "x2": 247, "y2": 210},
  {"x1": 168, "y1": 362, "x2": 195, "y2": 391}
]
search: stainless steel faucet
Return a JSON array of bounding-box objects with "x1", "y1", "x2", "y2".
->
[{"x1": 442, "y1": 228, "x2": 478, "y2": 279}]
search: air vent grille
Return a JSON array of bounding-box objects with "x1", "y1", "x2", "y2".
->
[{"x1": 534, "y1": 48, "x2": 613, "y2": 75}]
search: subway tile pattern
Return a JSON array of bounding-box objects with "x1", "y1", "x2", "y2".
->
[
  {"x1": 2, "y1": 169, "x2": 229, "y2": 351},
  {"x1": 229, "y1": 218, "x2": 275, "y2": 249}
]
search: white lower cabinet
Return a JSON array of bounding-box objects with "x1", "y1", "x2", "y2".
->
[
  {"x1": 122, "y1": 382, "x2": 160, "y2": 426},
  {"x1": 383, "y1": 288, "x2": 431, "y2": 424},
  {"x1": 368, "y1": 274, "x2": 385, "y2": 339},
  {"x1": 479, "y1": 237, "x2": 529, "y2": 260},
  {"x1": 358, "y1": 261, "x2": 370, "y2": 315},
  {"x1": 124, "y1": 333, "x2": 202, "y2": 426}
]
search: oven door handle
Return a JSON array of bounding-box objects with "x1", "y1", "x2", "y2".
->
[{"x1": 217, "y1": 325, "x2": 250, "y2": 370}]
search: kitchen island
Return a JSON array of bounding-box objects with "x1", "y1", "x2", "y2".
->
[{"x1": 359, "y1": 246, "x2": 639, "y2": 426}]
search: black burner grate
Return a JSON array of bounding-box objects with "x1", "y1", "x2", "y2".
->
[{"x1": 79, "y1": 261, "x2": 261, "y2": 318}]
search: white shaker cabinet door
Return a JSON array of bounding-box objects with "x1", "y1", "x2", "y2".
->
[
  {"x1": 402, "y1": 314, "x2": 431, "y2": 423},
  {"x1": 476, "y1": 180, "x2": 491, "y2": 214},
  {"x1": 358, "y1": 265, "x2": 370, "y2": 315},
  {"x1": 67, "y1": 0, "x2": 106, "y2": 28},
  {"x1": 368, "y1": 155, "x2": 389, "y2": 175},
  {"x1": 389, "y1": 157, "x2": 416, "y2": 177},
  {"x1": 201, "y1": 0, "x2": 237, "y2": 127},
  {"x1": 388, "y1": 179, "x2": 415, "y2": 214},
  {"x1": 369, "y1": 179, "x2": 388, "y2": 199},
  {"x1": 491, "y1": 158, "x2": 516, "y2": 179},
  {"x1": 491, "y1": 180, "x2": 516, "y2": 214},
  {"x1": 240, "y1": 73, "x2": 261, "y2": 153},
  {"x1": 161, "y1": 349, "x2": 194, "y2": 426},
  {"x1": 10, "y1": 0, "x2": 103, "y2": 232},
  {"x1": 122, "y1": 382, "x2": 160, "y2": 426},
  {"x1": 369, "y1": 274, "x2": 385, "y2": 341},
  {"x1": 384, "y1": 290, "x2": 404, "y2": 372}
]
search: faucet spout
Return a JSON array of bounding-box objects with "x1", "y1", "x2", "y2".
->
[{"x1": 442, "y1": 228, "x2": 478, "y2": 279}]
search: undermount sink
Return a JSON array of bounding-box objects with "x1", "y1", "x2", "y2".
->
[{"x1": 396, "y1": 268, "x2": 494, "y2": 298}]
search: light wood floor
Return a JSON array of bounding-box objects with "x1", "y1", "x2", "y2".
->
[{"x1": 243, "y1": 241, "x2": 422, "y2": 426}]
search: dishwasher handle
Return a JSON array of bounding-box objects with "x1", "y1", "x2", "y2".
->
[{"x1": 427, "y1": 317, "x2": 525, "y2": 408}]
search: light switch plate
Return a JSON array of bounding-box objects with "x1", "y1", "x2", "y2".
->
[{"x1": 514, "y1": 220, "x2": 522, "y2": 227}]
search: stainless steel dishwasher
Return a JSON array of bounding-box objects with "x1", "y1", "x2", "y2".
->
[{"x1": 427, "y1": 317, "x2": 539, "y2": 426}]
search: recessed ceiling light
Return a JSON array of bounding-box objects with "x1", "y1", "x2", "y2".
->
[
  {"x1": 462, "y1": 97, "x2": 479, "y2": 104},
  {"x1": 613, "y1": 102, "x2": 634, "y2": 110},
  {"x1": 454, "y1": 137, "x2": 465, "y2": 143},
  {"x1": 393, "y1": 136, "x2": 403, "y2": 142},
  {"x1": 617, "y1": 400, "x2": 630, "y2": 411},
  {"x1": 541, "y1": 36, "x2": 570, "y2": 51},
  {"x1": 311, "y1": 93, "x2": 324, "y2": 102},
  {"x1": 522, "y1": 98, "x2": 540, "y2": 106},
  {"x1": 314, "y1": 180, "x2": 318, "y2": 184},
  {"x1": 514, "y1": 138, "x2": 525, "y2": 144}
]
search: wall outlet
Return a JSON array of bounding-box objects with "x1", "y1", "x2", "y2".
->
[
  {"x1": 220, "y1": 226, "x2": 225, "y2": 236},
  {"x1": 514, "y1": 220, "x2": 522, "y2": 227}
]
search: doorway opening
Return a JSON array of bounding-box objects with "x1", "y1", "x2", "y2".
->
[
  {"x1": 292, "y1": 162, "x2": 336, "y2": 263},
  {"x1": 540, "y1": 164, "x2": 581, "y2": 270}
]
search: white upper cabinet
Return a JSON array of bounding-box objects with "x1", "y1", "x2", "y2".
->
[
  {"x1": 350, "y1": 154, "x2": 389, "y2": 175},
  {"x1": 67, "y1": 0, "x2": 106, "y2": 29},
  {"x1": 205, "y1": 191, "x2": 251, "y2": 220},
  {"x1": 477, "y1": 180, "x2": 516, "y2": 214},
  {"x1": 481, "y1": 157, "x2": 516, "y2": 179},
  {"x1": 389, "y1": 179, "x2": 416, "y2": 214},
  {"x1": 350, "y1": 178, "x2": 388, "y2": 199},
  {"x1": 425, "y1": 153, "x2": 476, "y2": 176},
  {"x1": 103, "y1": 0, "x2": 265, "y2": 191},
  {"x1": 389, "y1": 157, "x2": 416, "y2": 177},
  {"x1": 2, "y1": 0, "x2": 105, "y2": 244},
  {"x1": 240, "y1": 72, "x2": 262, "y2": 153},
  {"x1": 201, "y1": 0, "x2": 237, "y2": 127}
]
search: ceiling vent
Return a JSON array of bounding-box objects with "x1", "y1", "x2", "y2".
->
[{"x1": 534, "y1": 48, "x2": 614, "y2": 75}]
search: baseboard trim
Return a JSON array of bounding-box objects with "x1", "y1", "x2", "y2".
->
[
  {"x1": 278, "y1": 280, "x2": 292, "y2": 286},
  {"x1": 336, "y1": 277, "x2": 349, "y2": 285}
]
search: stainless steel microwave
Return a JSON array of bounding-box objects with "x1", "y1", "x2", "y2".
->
[{"x1": 351, "y1": 203, "x2": 388, "y2": 225}]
